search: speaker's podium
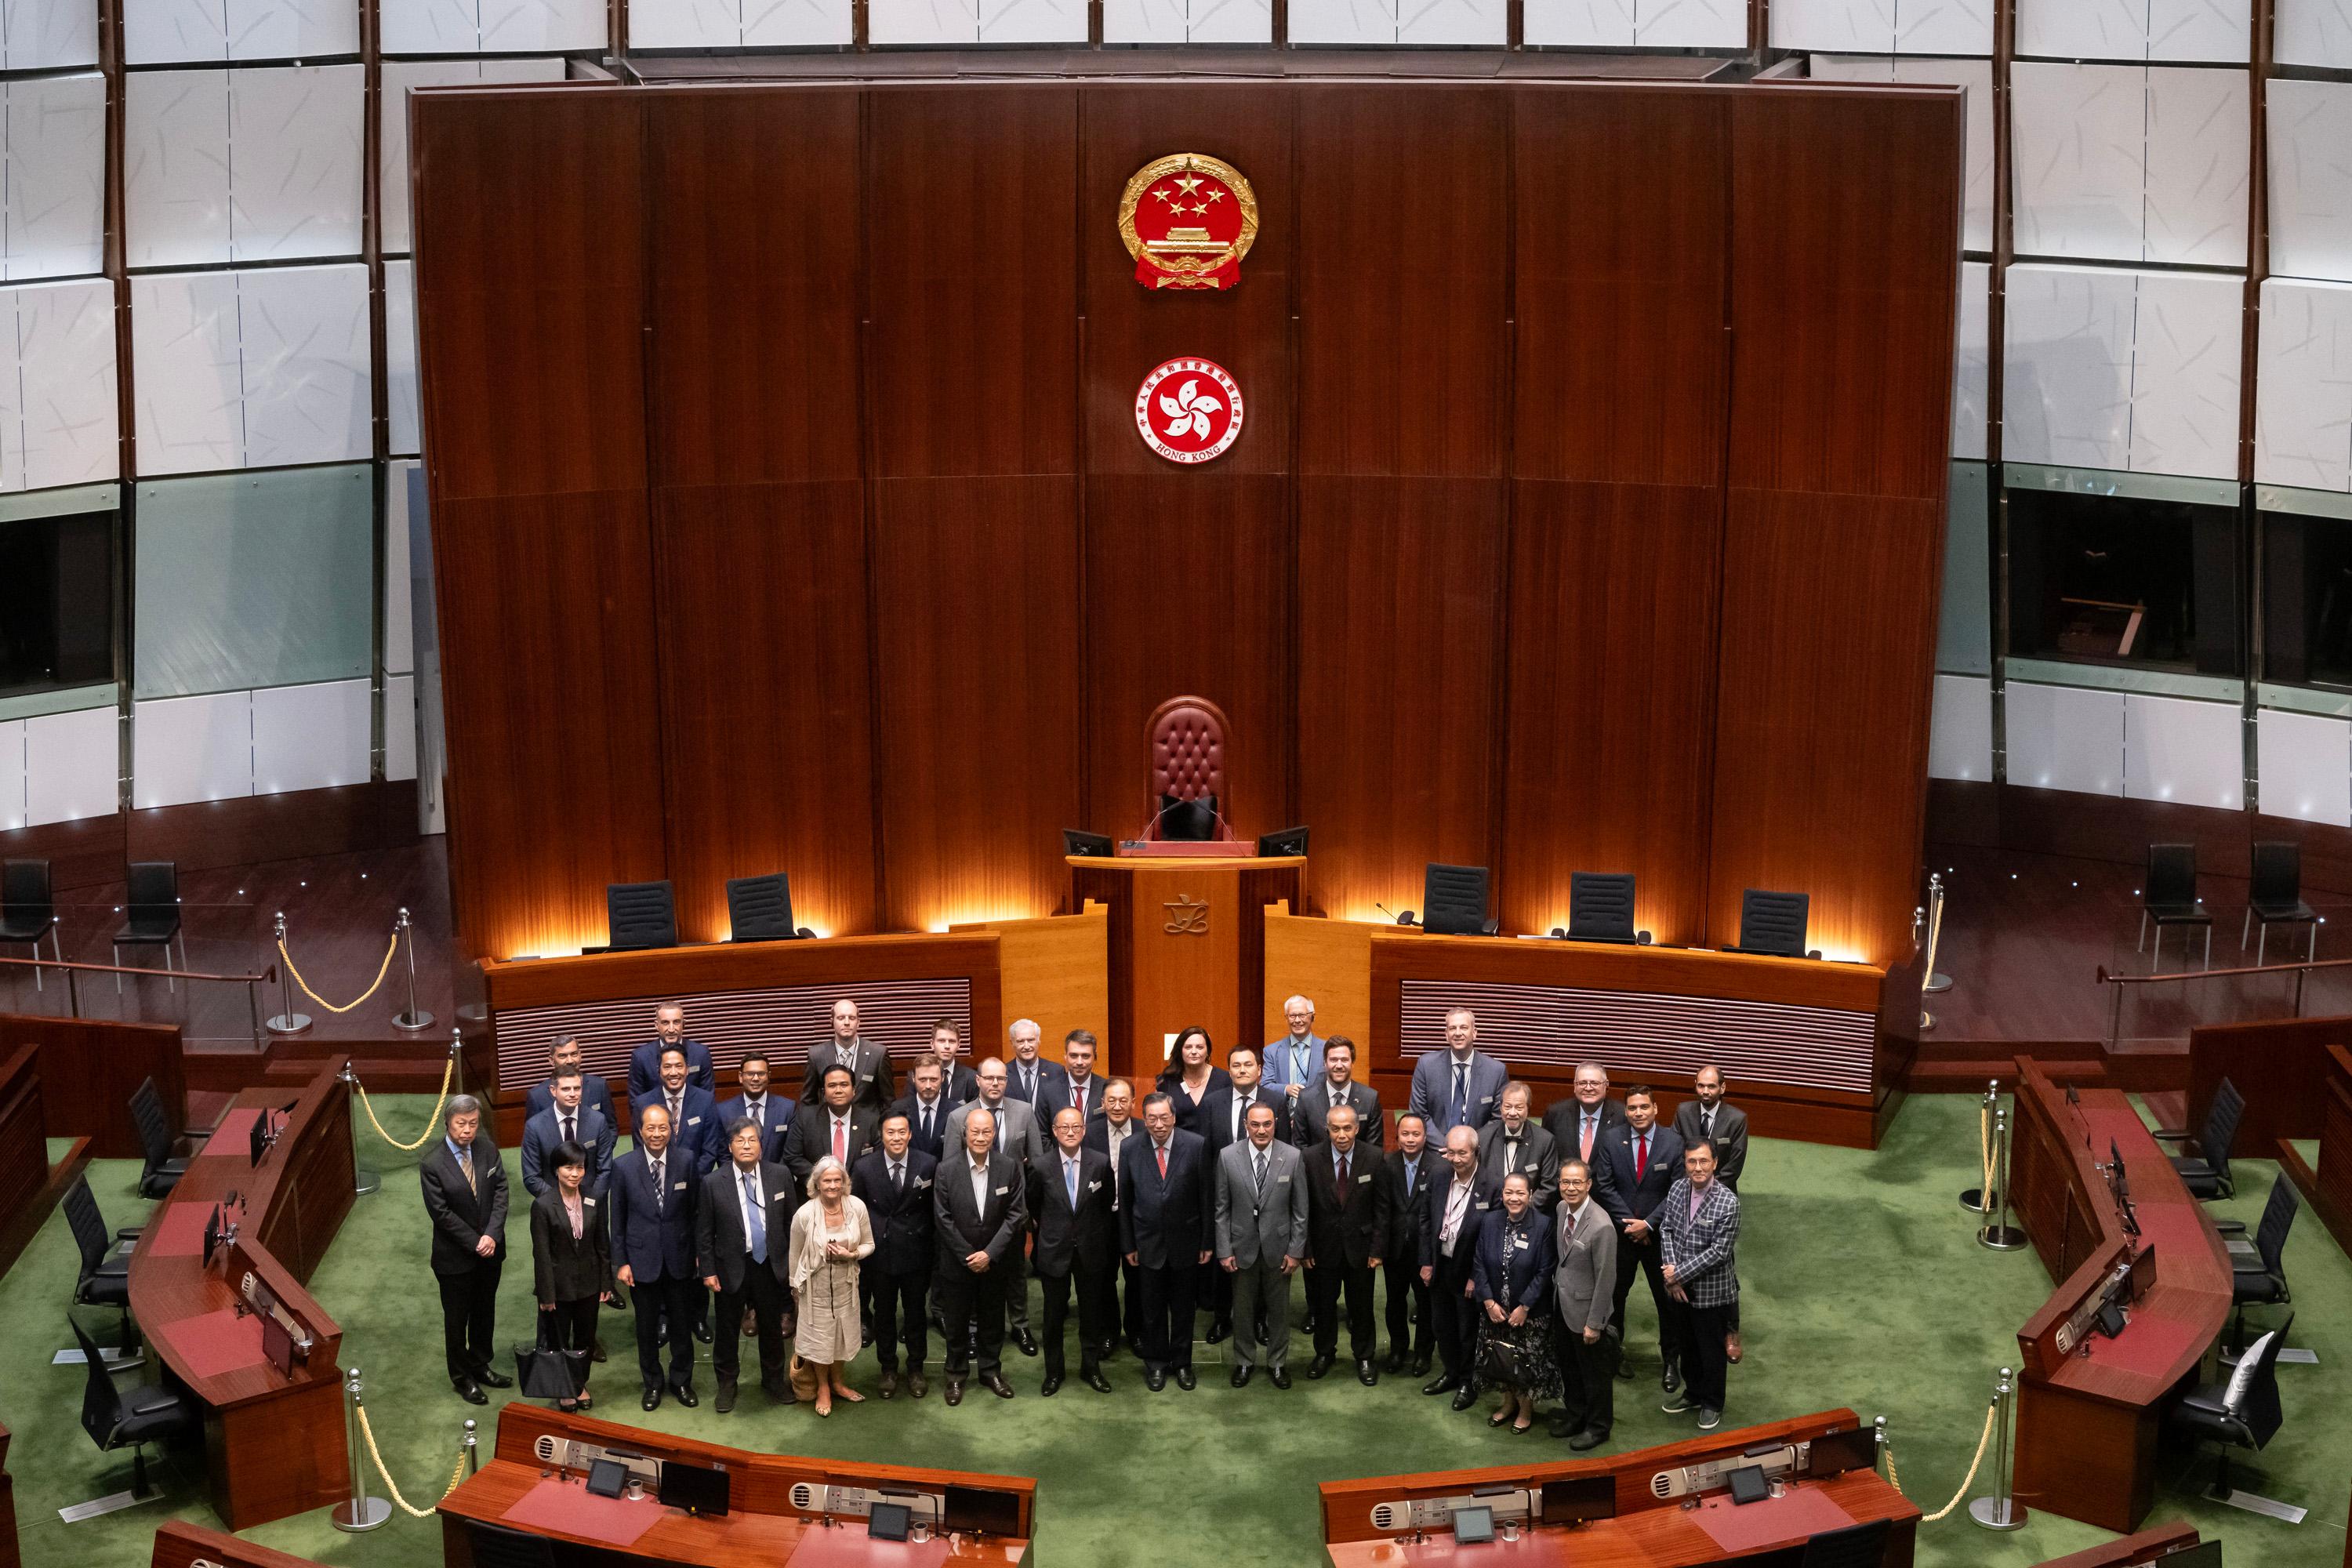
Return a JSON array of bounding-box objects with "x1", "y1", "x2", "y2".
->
[{"x1": 1070, "y1": 843, "x2": 1304, "y2": 1080}]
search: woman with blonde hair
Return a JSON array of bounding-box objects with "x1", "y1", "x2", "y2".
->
[{"x1": 790, "y1": 1154, "x2": 876, "y2": 1417}]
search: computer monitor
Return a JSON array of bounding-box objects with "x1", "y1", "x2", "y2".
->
[
  {"x1": 1726, "y1": 1465, "x2": 1770, "y2": 1505},
  {"x1": 202, "y1": 1204, "x2": 223, "y2": 1267},
  {"x1": 2165, "y1": 1540, "x2": 2220, "y2": 1567},
  {"x1": 1803, "y1": 1426, "x2": 1878, "y2": 1479},
  {"x1": 1062, "y1": 829, "x2": 1115, "y2": 858},
  {"x1": 249, "y1": 1112, "x2": 268, "y2": 1167},
  {"x1": 941, "y1": 1485, "x2": 1022, "y2": 1537},
  {"x1": 1537, "y1": 1475, "x2": 1616, "y2": 1526},
  {"x1": 585, "y1": 1458, "x2": 628, "y2": 1499},
  {"x1": 657, "y1": 1459, "x2": 730, "y2": 1517},
  {"x1": 1449, "y1": 1505, "x2": 1494, "y2": 1544},
  {"x1": 1257, "y1": 826, "x2": 1309, "y2": 857},
  {"x1": 261, "y1": 1312, "x2": 296, "y2": 1378},
  {"x1": 868, "y1": 1502, "x2": 912, "y2": 1541}
]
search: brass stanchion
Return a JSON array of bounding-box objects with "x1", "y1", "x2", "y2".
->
[
  {"x1": 342, "y1": 1061, "x2": 379, "y2": 1197},
  {"x1": 391, "y1": 908, "x2": 434, "y2": 1033},
  {"x1": 264, "y1": 913, "x2": 313, "y2": 1036},
  {"x1": 1960, "y1": 1080, "x2": 1997, "y2": 1211},
  {"x1": 1967, "y1": 1368, "x2": 2028, "y2": 1530},
  {"x1": 1923, "y1": 873, "x2": 1955, "y2": 993},
  {"x1": 1979, "y1": 1109, "x2": 2028, "y2": 1251},
  {"x1": 331, "y1": 1367, "x2": 391, "y2": 1532}
]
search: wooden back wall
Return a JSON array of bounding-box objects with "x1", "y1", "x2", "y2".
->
[{"x1": 412, "y1": 76, "x2": 1962, "y2": 969}]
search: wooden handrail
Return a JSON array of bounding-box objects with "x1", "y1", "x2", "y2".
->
[
  {"x1": 2097, "y1": 956, "x2": 2352, "y2": 988},
  {"x1": 0, "y1": 954, "x2": 271, "y2": 985}
]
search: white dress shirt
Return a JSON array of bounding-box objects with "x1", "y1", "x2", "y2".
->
[{"x1": 731, "y1": 1162, "x2": 767, "y2": 1253}]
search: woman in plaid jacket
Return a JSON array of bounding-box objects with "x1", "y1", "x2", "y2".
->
[{"x1": 1655, "y1": 1140, "x2": 1740, "y2": 1432}]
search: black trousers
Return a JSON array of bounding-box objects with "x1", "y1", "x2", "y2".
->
[
  {"x1": 1135, "y1": 1261, "x2": 1197, "y2": 1371},
  {"x1": 1670, "y1": 1300, "x2": 1733, "y2": 1413},
  {"x1": 1090, "y1": 1253, "x2": 1142, "y2": 1350},
  {"x1": 629, "y1": 1272, "x2": 696, "y2": 1391},
  {"x1": 437, "y1": 1261, "x2": 500, "y2": 1381},
  {"x1": 538, "y1": 1296, "x2": 601, "y2": 1363},
  {"x1": 1310, "y1": 1260, "x2": 1379, "y2": 1363},
  {"x1": 1610, "y1": 1230, "x2": 1680, "y2": 1363},
  {"x1": 1036, "y1": 1264, "x2": 1106, "y2": 1377},
  {"x1": 713, "y1": 1266, "x2": 788, "y2": 1390},
  {"x1": 865, "y1": 1263, "x2": 931, "y2": 1371},
  {"x1": 1428, "y1": 1261, "x2": 1480, "y2": 1382},
  {"x1": 1383, "y1": 1256, "x2": 1431, "y2": 1360},
  {"x1": 1555, "y1": 1324, "x2": 1618, "y2": 1436},
  {"x1": 935, "y1": 1264, "x2": 1009, "y2": 1377}
]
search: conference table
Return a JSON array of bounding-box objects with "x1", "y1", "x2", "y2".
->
[
  {"x1": 1319, "y1": 1409, "x2": 1916, "y2": 1566},
  {"x1": 439, "y1": 1404, "x2": 1034, "y2": 1566},
  {"x1": 2008, "y1": 1061, "x2": 2231, "y2": 1532},
  {"x1": 125, "y1": 1064, "x2": 354, "y2": 1528}
]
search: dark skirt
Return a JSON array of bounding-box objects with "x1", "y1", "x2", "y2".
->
[{"x1": 1472, "y1": 1311, "x2": 1563, "y2": 1402}]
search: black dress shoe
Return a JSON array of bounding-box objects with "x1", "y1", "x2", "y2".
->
[
  {"x1": 641, "y1": 1387, "x2": 662, "y2": 1412},
  {"x1": 945, "y1": 1378, "x2": 964, "y2": 1406},
  {"x1": 1383, "y1": 1352, "x2": 1406, "y2": 1374},
  {"x1": 590, "y1": 1341, "x2": 607, "y2": 1363},
  {"x1": 1269, "y1": 1366, "x2": 1292, "y2": 1389},
  {"x1": 1570, "y1": 1428, "x2": 1609, "y2": 1451},
  {"x1": 1173, "y1": 1366, "x2": 1196, "y2": 1391},
  {"x1": 1145, "y1": 1367, "x2": 1167, "y2": 1392},
  {"x1": 1411, "y1": 1355, "x2": 1432, "y2": 1377},
  {"x1": 1232, "y1": 1364, "x2": 1254, "y2": 1388},
  {"x1": 453, "y1": 1377, "x2": 488, "y2": 1405},
  {"x1": 984, "y1": 1374, "x2": 1015, "y2": 1399},
  {"x1": 1615, "y1": 1359, "x2": 1633, "y2": 1381},
  {"x1": 1204, "y1": 1320, "x2": 1231, "y2": 1345},
  {"x1": 1041, "y1": 1374, "x2": 1063, "y2": 1397},
  {"x1": 1450, "y1": 1387, "x2": 1478, "y2": 1412},
  {"x1": 692, "y1": 1319, "x2": 713, "y2": 1344},
  {"x1": 765, "y1": 1379, "x2": 797, "y2": 1405},
  {"x1": 1014, "y1": 1328, "x2": 1039, "y2": 1357},
  {"x1": 1082, "y1": 1367, "x2": 1111, "y2": 1393},
  {"x1": 473, "y1": 1365, "x2": 514, "y2": 1390},
  {"x1": 878, "y1": 1370, "x2": 898, "y2": 1400},
  {"x1": 1308, "y1": 1353, "x2": 1334, "y2": 1380},
  {"x1": 1357, "y1": 1359, "x2": 1377, "y2": 1386},
  {"x1": 715, "y1": 1380, "x2": 738, "y2": 1414},
  {"x1": 909, "y1": 1369, "x2": 929, "y2": 1399},
  {"x1": 1661, "y1": 1366, "x2": 1681, "y2": 1395},
  {"x1": 1548, "y1": 1410, "x2": 1578, "y2": 1438},
  {"x1": 670, "y1": 1383, "x2": 698, "y2": 1407},
  {"x1": 1421, "y1": 1374, "x2": 1455, "y2": 1396}
]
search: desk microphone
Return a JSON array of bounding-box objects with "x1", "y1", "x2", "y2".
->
[{"x1": 1374, "y1": 903, "x2": 1417, "y2": 927}]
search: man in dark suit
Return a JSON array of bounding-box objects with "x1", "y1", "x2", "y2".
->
[
  {"x1": 1029, "y1": 1106, "x2": 1115, "y2": 1396},
  {"x1": 1476, "y1": 1081, "x2": 1562, "y2": 1213},
  {"x1": 1543, "y1": 1062, "x2": 1628, "y2": 1171},
  {"x1": 524, "y1": 1036, "x2": 618, "y2": 1126},
  {"x1": 1118, "y1": 1092, "x2": 1214, "y2": 1391},
  {"x1": 1199, "y1": 1044, "x2": 1288, "y2": 1343},
  {"x1": 1038, "y1": 1029, "x2": 1107, "y2": 1125},
  {"x1": 1590, "y1": 1086, "x2": 1687, "y2": 1394},
  {"x1": 1420, "y1": 1123, "x2": 1496, "y2": 1410},
  {"x1": 1406, "y1": 1007, "x2": 1509, "y2": 1137},
  {"x1": 933, "y1": 1109, "x2": 1026, "y2": 1405},
  {"x1": 419, "y1": 1095, "x2": 514, "y2": 1404},
  {"x1": 1381, "y1": 1112, "x2": 1436, "y2": 1375},
  {"x1": 717, "y1": 1051, "x2": 793, "y2": 1163},
  {"x1": 632, "y1": 1047, "x2": 723, "y2": 1176},
  {"x1": 782, "y1": 1065, "x2": 881, "y2": 1192},
  {"x1": 1671, "y1": 1065, "x2": 1751, "y2": 1364},
  {"x1": 520, "y1": 1068, "x2": 617, "y2": 1198},
  {"x1": 1004, "y1": 1018, "x2": 1068, "y2": 1116},
  {"x1": 627, "y1": 1003, "x2": 713, "y2": 1102},
  {"x1": 888, "y1": 1056, "x2": 957, "y2": 1161},
  {"x1": 1082, "y1": 1079, "x2": 1144, "y2": 1356},
  {"x1": 851, "y1": 1110, "x2": 937, "y2": 1399},
  {"x1": 1302, "y1": 1103, "x2": 1391, "y2": 1385},
  {"x1": 1294, "y1": 1036, "x2": 1385, "y2": 1150},
  {"x1": 608, "y1": 1102, "x2": 700, "y2": 1411},
  {"x1": 802, "y1": 997, "x2": 895, "y2": 1108},
  {"x1": 695, "y1": 1118, "x2": 797, "y2": 1412},
  {"x1": 926, "y1": 1019, "x2": 979, "y2": 1108}
]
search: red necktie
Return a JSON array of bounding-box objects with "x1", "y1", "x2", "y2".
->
[
  {"x1": 1635, "y1": 1132, "x2": 1649, "y2": 1182},
  {"x1": 1336, "y1": 1151, "x2": 1350, "y2": 1197},
  {"x1": 1156, "y1": 1143, "x2": 1169, "y2": 1180},
  {"x1": 833, "y1": 1119, "x2": 847, "y2": 1163}
]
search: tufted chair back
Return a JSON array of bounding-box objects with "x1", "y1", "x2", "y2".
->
[{"x1": 1145, "y1": 695, "x2": 1232, "y2": 840}]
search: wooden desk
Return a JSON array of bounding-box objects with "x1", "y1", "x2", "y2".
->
[
  {"x1": 1319, "y1": 1409, "x2": 1916, "y2": 1566},
  {"x1": 2278, "y1": 1043, "x2": 2352, "y2": 1260},
  {"x1": 2029, "y1": 1523, "x2": 2200, "y2": 1567},
  {"x1": 152, "y1": 1520, "x2": 326, "y2": 1568},
  {"x1": 440, "y1": 1405, "x2": 1033, "y2": 1566},
  {"x1": 0, "y1": 1012, "x2": 183, "y2": 1159},
  {"x1": 125, "y1": 1065, "x2": 353, "y2": 1529},
  {"x1": 2009, "y1": 1062, "x2": 2230, "y2": 1532}
]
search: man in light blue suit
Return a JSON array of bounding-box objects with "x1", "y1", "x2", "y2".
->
[
  {"x1": 1407, "y1": 1007, "x2": 1508, "y2": 1138},
  {"x1": 1261, "y1": 995, "x2": 1327, "y2": 1103}
]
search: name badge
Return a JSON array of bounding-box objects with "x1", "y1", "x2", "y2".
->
[
  {"x1": 1356, "y1": 1173, "x2": 1374, "y2": 1185},
  {"x1": 1474, "y1": 1200, "x2": 1491, "y2": 1210},
  {"x1": 1276, "y1": 1174, "x2": 1290, "y2": 1185},
  {"x1": 673, "y1": 1181, "x2": 688, "y2": 1192},
  {"x1": 1479, "y1": 1093, "x2": 1494, "y2": 1105},
  {"x1": 583, "y1": 1197, "x2": 597, "y2": 1208},
  {"x1": 687, "y1": 1116, "x2": 702, "y2": 1126},
  {"x1": 995, "y1": 1185, "x2": 1010, "y2": 1196}
]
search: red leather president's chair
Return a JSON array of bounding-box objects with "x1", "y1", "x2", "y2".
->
[{"x1": 1145, "y1": 695, "x2": 1234, "y2": 842}]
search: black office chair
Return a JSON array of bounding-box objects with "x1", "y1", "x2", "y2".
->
[
  {"x1": 2158, "y1": 1076, "x2": 2241, "y2": 1200},
  {"x1": 2140, "y1": 844, "x2": 2211, "y2": 972},
  {"x1": 0, "y1": 857, "x2": 61, "y2": 990},
  {"x1": 468, "y1": 1517, "x2": 558, "y2": 1568},
  {"x1": 725, "y1": 873, "x2": 811, "y2": 942},
  {"x1": 112, "y1": 862, "x2": 183, "y2": 993},
  {"x1": 1800, "y1": 1519, "x2": 1891, "y2": 1568},
  {"x1": 64, "y1": 1178, "x2": 143, "y2": 1352},
  {"x1": 604, "y1": 880, "x2": 679, "y2": 952},
  {"x1": 1558, "y1": 872, "x2": 1650, "y2": 946},
  {"x1": 68, "y1": 1315, "x2": 191, "y2": 1508},
  {"x1": 2168, "y1": 1317, "x2": 2294, "y2": 1519},
  {"x1": 2222, "y1": 1174, "x2": 2297, "y2": 1356},
  {"x1": 1730, "y1": 890, "x2": 1817, "y2": 960},
  {"x1": 2245, "y1": 841, "x2": 2318, "y2": 965},
  {"x1": 1420, "y1": 864, "x2": 1498, "y2": 936},
  {"x1": 129, "y1": 1077, "x2": 189, "y2": 1199}
]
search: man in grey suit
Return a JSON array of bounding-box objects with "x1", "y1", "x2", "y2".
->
[
  {"x1": 1408, "y1": 1007, "x2": 1509, "y2": 1137},
  {"x1": 1548, "y1": 1159, "x2": 1619, "y2": 1449},
  {"x1": 1214, "y1": 1102, "x2": 1307, "y2": 1388},
  {"x1": 1294, "y1": 1036, "x2": 1385, "y2": 1149},
  {"x1": 1475, "y1": 1081, "x2": 1561, "y2": 1212},
  {"x1": 1262, "y1": 994, "x2": 1327, "y2": 1103},
  {"x1": 947, "y1": 1057, "x2": 1046, "y2": 1352},
  {"x1": 1671, "y1": 1065, "x2": 1750, "y2": 1362}
]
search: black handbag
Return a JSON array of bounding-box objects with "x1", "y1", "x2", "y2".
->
[{"x1": 1477, "y1": 1332, "x2": 1523, "y2": 1387}]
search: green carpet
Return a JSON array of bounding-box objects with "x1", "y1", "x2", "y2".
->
[{"x1": 5, "y1": 1095, "x2": 2346, "y2": 1567}]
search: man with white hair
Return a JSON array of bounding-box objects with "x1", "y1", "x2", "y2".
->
[{"x1": 1262, "y1": 995, "x2": 1326, "y2": 1101}]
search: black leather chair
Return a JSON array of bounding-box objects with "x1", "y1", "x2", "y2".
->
[
  {"x1": 0, "y1": 858, "x2": 61, "y2": 990},
  {"x1": 1420, "y1": 864, "x2": 1498, "y2": 937},
  {"x1": 1559, "y1": 872, "x2": 1650, "y2": 946},
  {"x1": 1731, "y1": 890, "x2": 1817, "y2": 960},
  {"x1": 111, "y1": 862, "x2": 183, "y2": 993},
  {"x1": 69, "y1": 1315, "x2": 191, "y2": 1508},
  {"x1": 725, "y1": 873, "x2": 810, "y2": 942},
  {"x1": 65, "y1": 1178, "x2": 140, "y2": 1331},
  {"x1": 604, "y1": 880, "x2": 678, "y2": 952},
  {"x1": 129, "y1": 1077, "x2": 188, "y2": 1199},
  {"x1": 467, "y1": 1518, "x2": 557, "y2": 1568},
  {"x1": 2159, "y1": 1077, "x2": 2242, "y2": 1200},
  {"x1": 2168, "y1": 1317, "x2": 2294, "y2": 1519},
  {"x1": 2245, "y1": 841, "x2": 2318, "y2": 965},
  {"x1": 2223, "y1": 1174, "x2": 2297, "y2": 1356},
  {"x1": 2140, "y1": 844, "x2": 2211, "y2": 971},
  {"x1": 1799, "y1": 1518, "x2": 1890, "y2": 1567}
]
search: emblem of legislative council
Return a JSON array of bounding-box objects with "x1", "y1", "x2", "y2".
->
[
  {"x1": 1135, "y1": 358, "x2": 1244, "y2": 465},
  {"x1": 1119, "y1": 154, "x2": 1259, "y2": 291}
]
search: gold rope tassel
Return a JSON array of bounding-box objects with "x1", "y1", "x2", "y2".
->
[
  {"x1": 354, "y1": 1403, "x2": 471, "y2": 1519},
  {"x1": 279, "y1": 932, "x2": 401, "y2": 1014},
  {"x1": 353, "y1": 1053, "x2": 456, "y2": 1152},
  {"x1": 1886, "y1": 1398, "x2": 1999, "y2": 1524}
]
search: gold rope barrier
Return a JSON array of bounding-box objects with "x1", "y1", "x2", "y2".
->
[
  {"x1": 1885, "y1": 1399, "x2": 1999, "y2": 1524},
  {"x1": 354, "y1": 1403, "x2": 470, "y2": 1519},
  {"x1": 354, "y1": 1052, "x2": 457, "y2": 1152},
  {"x1": 279, "y1": 931, "x2": 400, "y2": 1014},
  {"x1": 1979, "y1": 1101, "x2": 1994, "y2": 1200}
]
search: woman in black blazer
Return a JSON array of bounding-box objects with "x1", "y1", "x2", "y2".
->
[
  {"x1": 1153, "y1": 1025, "x2": 1232, "y2": 1135},
  {"x1": 529, "y1": 1139, "x2": 613, "y2": 1410},
  {"x1": 1472, "y1": 1172, "x2": 1560, "y2": 1432}
]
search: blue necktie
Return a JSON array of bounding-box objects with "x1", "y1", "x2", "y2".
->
[
  {"x1": 1065, "y1": 1157, "x2": 1079, "y2": 1209},
  {"x1": 1452, "y1": 1062, "x2": 1468, "y2": 1124},
  {"x1": 743, "y1": 1172, "x2": 766, "y2": 1264}
]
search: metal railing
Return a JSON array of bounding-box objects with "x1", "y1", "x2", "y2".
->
[
  {"x1": 2096, "y1": 954, "x2": 2352, "y2": 1049},
  {"x1": 0, "y1": 953, "x2": 275, "y2": 1047}
]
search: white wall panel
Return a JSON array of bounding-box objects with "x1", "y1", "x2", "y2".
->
[
  {"x1": 1953, "y1": 260, "x2": 1991, "y2": 460},
  {"x1": 2013, "y1": 63, "x2": 2248, "y2": 266},
  {"x1": 2, "y1": 278, "x2": 118, "y2": 492},
  {"x1": 2257, "y1": 708, "x2": 2352, "y2": 827},
  {"x1": 2128, "y1": 268, "x2": 2245, "y2": 480},
  {"x1": 125, "y1": 71, "x2": 232, "y2": 267},
  {"x1": 385, "y1": 258, "x2": 419, "y2": 457},
  {"x1": 479, "y1": 0, "x2": 602, "y2": 47},
  {"x1": 1284, "y1": 0, "x2": 1394, "y2": 40},
  {"x1": 0, "y1": 720, "x2": 20, "y2": 829},
  {"x1": 2268, "y1": 80, "x2": 2352, "y2": 285},
  {"x1": 228, "y1": 0, "x2": 362, "y2": 60},
  {"x1": 740, "y1": 0, "x2": 852, "y2": 44},
  {"x1": 1524, "y1": 0, "x2": 1627, "y2": 42},
  {"x1": 251, "y1": 678, "x2": 368, "y2": 795},
  {"x1": 4, "y1": 0, "x2": 100, "y2": 67},
  {"x1": 2006, "y1": 681, "x2": 2127, "y2": 797},
  {"x1": 2142, "y1": 67, "x2": 2250, "y2": 267},
  {"x1": 385, "y1": 673, "x2": 418, "y2": 782},
  {"x1": 386, "y1": 465, "x2": 416, "y2": 674},
  {"x1": 130, "y1": 270, "x2": 242, "y2": 475},
  {"x1": 236, "y1": 263, "x2": 369, "y2": 469},
  {"x1": 1772, "y1": 0, "x2": 1896, "y2": 51},
  {"x1": 1182, "y1": 0, "x2": 1272, "y2": 41},
  {"x1": 1809, "y1": 56, "x2": 1993, "y2": 250},
  {"x1": 2256, "y1": 277, "x2": 2352, "y2": 494},
  {"x1": 2019, "y1": 0, "x2": 2249, "y2": 61},
  {"x1": 866, "y1": 0, "x2": 980, "y2": 42},
  {"x1": 977, "y1": 0, "x2": 1083, "y2": 38},
  {"x1": 24, "y1": 705, "x2": 116, "y2": 826},
  {"x1": 1896, "y1": 0, "x2": 1990, "y2": 52},
  {"x1": 125, "y1": 0, "x2": 230, "y2": 60},
  {"x1": 2, "y1": 73, "x2": 104, "y2": 281},
  {"x1": 626, "y1": 0, "x2": 739, "y2": 45},
  {"x1": 379, "y1": 59, "x2": 562, "y2": 252},
  {"x1": 2125, "y1": 693, "x2": 2241, "y2": 808},
  {"x1": 380, "y1": 0, "x2": 482, "y2": 50},
  {"x1": 1928, "y1": 673, "x2": 1993, "y2": 782},
  {"x1": 1633, "y1": 0, "x2": 1742, "y2": 45},
  {"x1": 2276, "y1": 0, "x2": 2352, "y2": 66},
  {"x1": 132, "y1": 690, "x2": 251, "y2": 808},
  {"x1": 1397, "y1": 0, "x2": 1504, "y2": 43},
  {"x1": 227, "y1": 66, "x2": 364, "y2": 261},
  {"x1": 1100, "y1": 0, "x2": 1186, "y2": 40}
]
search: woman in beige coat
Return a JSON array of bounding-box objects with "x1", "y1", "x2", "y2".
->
[{"x1": 790, "y1": 1155, "x2": 876, "y2": 1416}]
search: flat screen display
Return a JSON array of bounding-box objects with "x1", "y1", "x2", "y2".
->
[
  {"x1": 1539, "y1": 1475, "x2": 1616, "y2": 1526},
  {"x1": 586, "y1": 1459, "x2": 628, "y2": 1498},
  {"x1": 940, "y1": 1485, "x2": 1020, "y2": 1537},
  {"x1": 868, "y1": 1502, "x2": 911, "y2": 1541},
  {"x1": 657, "y1": 1460, "x2": 730, "y2": 1517},
  {"x1": 1804, "y1": 1427, "x2": 1878, "y2": 1479},
  {"x1": 1450, "y1": 1505, "x2": 1494, "y2": 1544}
]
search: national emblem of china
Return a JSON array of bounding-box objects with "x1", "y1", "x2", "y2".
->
[
  {"x1": 1136, "y1": 358, "x2": 1244, "y2": 465},
  {"x1": 1119, "y1": 154, "x2": 1258, "y2": 291}
]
